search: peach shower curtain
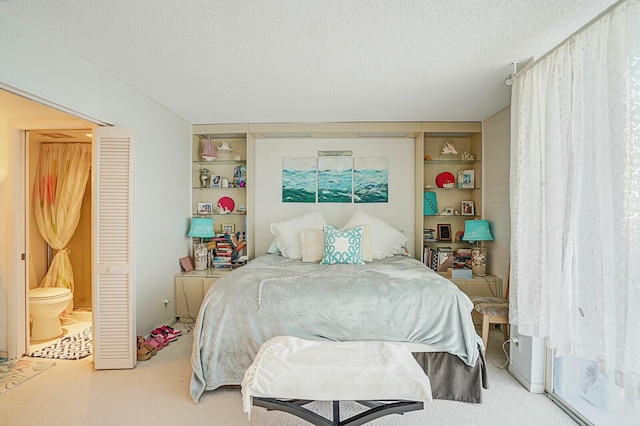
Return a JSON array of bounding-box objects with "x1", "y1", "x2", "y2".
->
[{"x1": 33, "y1": 143, "x2": 91, "y2": 315}]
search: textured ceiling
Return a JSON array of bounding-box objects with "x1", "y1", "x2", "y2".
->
[{"x1": 0, "y1": 0, "x2": 617, "y2": 124}]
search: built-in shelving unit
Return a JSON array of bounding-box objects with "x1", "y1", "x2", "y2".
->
[
  {"x1": 418, "y1": 123, "x2": 484, "y2": 258},
  {"x1": 191, "y1": 124, "x2": 254, "y2": 260}
]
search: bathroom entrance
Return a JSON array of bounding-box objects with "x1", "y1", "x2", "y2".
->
[{"x1": 27, "y1": 130, "x2": 93, "y2": 350}]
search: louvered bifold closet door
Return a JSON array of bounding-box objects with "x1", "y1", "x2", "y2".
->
[{"x1": 93, "y1": 127, "x2": 135, "y2": 369}]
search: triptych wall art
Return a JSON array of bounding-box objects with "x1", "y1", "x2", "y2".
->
[{"x1": 282, "y1": 153, "x2": 388, "y2": 203}]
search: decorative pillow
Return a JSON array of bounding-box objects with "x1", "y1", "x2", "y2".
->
[
  {"x1": 270, "y1": 212, "x2": 327, "y2": 259},
  {"x1": 342, "y1": 210, "x2": 407, "y2": 260},
  {"x1": 300, "y1": 228, "x2": 324, "y2": 262},
  {"x1": 321, "y1": 225, "x2": 365, "y2": 265}
]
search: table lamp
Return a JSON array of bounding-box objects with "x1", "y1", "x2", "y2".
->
[
  {"x1": 188, "y1": 217, "x2": 215, "y2": 270},
  {"x1": 462, "y1": 220, "x2": 493, "y2": 276}
]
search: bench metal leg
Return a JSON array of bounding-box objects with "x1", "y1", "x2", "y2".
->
[{"x1": 253, "y1": 397, "x2": 424, "y2": 426}]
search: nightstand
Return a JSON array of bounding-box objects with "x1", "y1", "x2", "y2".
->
[
  {"x1": 174, "y1": 269, "x2": 230, "y2": 321},
  {"x1": 438, "y1": 272, "x2": 502, "y2": 298}
]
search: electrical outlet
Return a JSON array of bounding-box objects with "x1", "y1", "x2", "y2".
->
[
  {"x1": 511, "y1": 336, "x2": 520, "y2": 347},
  {"x1": 163, "y1": 299, "x2": 170, "y2": 309}
]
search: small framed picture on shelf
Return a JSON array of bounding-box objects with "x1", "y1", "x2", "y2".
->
[
  {"x1": 437, "y1": 224, "x2": 452, "y2": 242},
  {"x1": 197, "y1": 202, "x2": 213, "y2": 215},
  {"x1": 461, "y1": 200, "x2": 475, "y2": 216},
  {"x1": 210, "y1": 175, "x2": 222, "y2": 188},
  {"x1": 221, "y1": 223, "x2": 235, "y2": 234},
  {"x1": 458, "y1": 169, "x2": 475, "y2": 189}
]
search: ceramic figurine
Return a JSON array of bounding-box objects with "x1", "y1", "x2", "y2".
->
[
  {"x1": 199, "y1": 168, "x2": 210, "y2": 188},
  {"x1": 441, "y1": 142, "x2": 458, "y2": 155},
  {"x1": 217, "y1": 202, "x2": 231, "y2": 214}
]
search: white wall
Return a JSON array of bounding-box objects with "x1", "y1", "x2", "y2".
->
[
  {"x1": 254, "y1": 138, "x2": 415, "y2": 256},
  {"x1": 483, "y1": 107, "x2": 547, "y2": 394},
  {"x1": 0, "y1": 9, "x2": 191, "y2": 352},
  {"x1": 482, "y1": 107, "x2": 511, "y2": 282}
]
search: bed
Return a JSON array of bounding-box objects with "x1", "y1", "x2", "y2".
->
[{"x1": 190, "y1": 253, "x2": 488, "y2": 404}]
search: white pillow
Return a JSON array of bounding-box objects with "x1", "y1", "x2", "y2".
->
[
  {"x1": 343, "y1": 210, "x2": 407, "y2": 260},
  {"x1": 300, "y1": 228, "x2": 324, "y2": 262},
  {"x1": 270, "y1": 212, "x2": 327, "y2": 259}
]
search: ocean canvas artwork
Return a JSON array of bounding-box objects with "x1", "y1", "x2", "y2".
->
[
  {"x1": 318, "y1": 157, "x2": 353, "y2": 203},
  {"x1": 353, "y1": 157, "x2": 388, "y2": 203},
  {"x1": 282, "y1": 157, "x2": 317, "y2": 202}
]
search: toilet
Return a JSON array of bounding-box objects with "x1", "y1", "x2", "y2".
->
[{"x1": 29, "y1": 287, "x2": 73, "y2": 342}]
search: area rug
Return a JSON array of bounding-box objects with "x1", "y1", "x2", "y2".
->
[
  {"x1": 29, "y1": 327, "x2": 92, "y2": 360},
  {"x1": 0, "y1": 357, "x2": 56, "y2": 395}
]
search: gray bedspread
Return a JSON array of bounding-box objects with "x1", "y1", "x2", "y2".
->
[{"x1": 190, "y1": 254, "x2": 482, "y2": 403}]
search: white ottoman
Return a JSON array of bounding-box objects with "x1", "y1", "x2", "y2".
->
[{"x1": 241, "y1": 336, "x2": 432, "y2": 425}]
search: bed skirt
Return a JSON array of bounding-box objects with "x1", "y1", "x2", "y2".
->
[{"x1": 412, "y1": 347, "x2": 487, "y2": 403}]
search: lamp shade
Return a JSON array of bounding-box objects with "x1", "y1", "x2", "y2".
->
[
  {"x1": 462, "y1": 220, "x2": 493, "y2": 242},
  {"x1": 188, "y1": 217, "x2": 215, "y2": 238}
]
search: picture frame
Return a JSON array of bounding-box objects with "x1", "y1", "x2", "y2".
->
[
  {"x1": 461, "y1": 200, "x2": 475, "y2": 216},
  {"x1": 197, "y1": 202, "x2": 213, "y2": 215},
  {"x1": 444, "y1": 207, "x2": 454, "y2": 215},
  {"x1": 437, "y1": 224, "x2": 452, "y2": 242},
  {"x1": 221, "y1": 223, "x2": 235, "y2": 234},
  {"x1": 210, "y1": 175, "x2": 222, "y2": 188},
  {"x1": 458, "y1": 169, "x2": 475, "y2": 189}
]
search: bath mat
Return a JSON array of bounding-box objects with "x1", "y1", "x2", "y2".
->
[
  {"x1": 29, "y1": 327, "x2": 92, "y2": 360},
  {"x1": 0, "y1": 357, "x2": 56, "y2": 395}
]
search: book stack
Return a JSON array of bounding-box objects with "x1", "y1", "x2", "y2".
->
[
  {"x1": 423, "y1": 228, "x2": 436, "y2": 243},
  {"x1": 455, "y1": 248, "x2": 472, "y2": 269},
  {"x1": 212, "y1": 236, "x2": 233, "y2": 268}
]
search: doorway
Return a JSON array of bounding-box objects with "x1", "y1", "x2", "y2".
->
[
  {"x1": 0, "y1": 88, "x2": 98, "y2": 358},
  {"x1": 26, "y1": 130, "x2": 93, "y2": 353}
]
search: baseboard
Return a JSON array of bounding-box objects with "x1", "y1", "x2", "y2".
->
[{"x1": 509, "y1": 365, "x2": 545, "y2": 393}]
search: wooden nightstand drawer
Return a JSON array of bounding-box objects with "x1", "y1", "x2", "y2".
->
[{"x1": 438, "y1": 272, "x2": 502, "y2": 298}]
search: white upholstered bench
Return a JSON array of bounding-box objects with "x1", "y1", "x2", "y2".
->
[{"x1": 241, "y1": 336, "x2": 432, "y2": 425}]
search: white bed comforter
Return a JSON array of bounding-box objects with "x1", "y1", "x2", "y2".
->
[{"x1": 190, "y1": 254, "x2": 481, "y2": 403}]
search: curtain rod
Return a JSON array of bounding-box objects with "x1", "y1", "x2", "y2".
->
[{"x1": 514, "y1": 0, "x2": 626, "y2": 77}]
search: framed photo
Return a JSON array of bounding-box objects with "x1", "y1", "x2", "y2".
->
[
  {"x1": 221, "y1": 223, "x2": 235, "y2": 234},
  {"x1": 197, "y1": 202, "x2": 213, "y2": 215},
  {"x1": 444, "y1": 207, "x2": 454, "y2": 215},
  {"x1": 461, "y1": 200, "x2": 475, "y2": 216},
  {"x1": 210, "y1": 175, "x2": 222, "y2": 188},
  {"x1": 437, "y1": 224, "x2": 452, "y2": 242},
  {"x1": 458, "y1": 169, "x2": 475, "y2": 189}
]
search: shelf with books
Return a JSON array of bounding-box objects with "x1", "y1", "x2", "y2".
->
[
  {"x1": 423, "y1": 130, "x2": 483, "y2": 247},
  {"x1": 192, "y1": 128, "x2": 250, "y2": 246}
]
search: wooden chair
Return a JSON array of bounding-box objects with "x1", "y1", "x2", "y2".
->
[{"x1": 470, "y1": 265, "x2": 510, "y2": 353}]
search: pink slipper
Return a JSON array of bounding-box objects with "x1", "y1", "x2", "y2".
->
[
  {"x1": 145, "y1": 337, "x2": 163, "y2": 351},
  {"x1": 160, "y1": 325, "x2": 182, "y2": 336},
  {"x1": 151, "y1": 327, "x2": 177, "y2": 342},
  {"x1": 151, "y1": 335, "x2": 168, "y2": 349}
]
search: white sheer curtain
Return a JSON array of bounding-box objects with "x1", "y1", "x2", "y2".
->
[
  {"x1": 511, "y1": 0, "x2": 639, "y2": 416},
  {"x1": 33, "y1": 143, "x2": 92, "y2": 314}
]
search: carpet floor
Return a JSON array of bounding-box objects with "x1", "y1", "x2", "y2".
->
[{"x1": 0, "y1": 325, "x2": 576, "y2": 425}]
